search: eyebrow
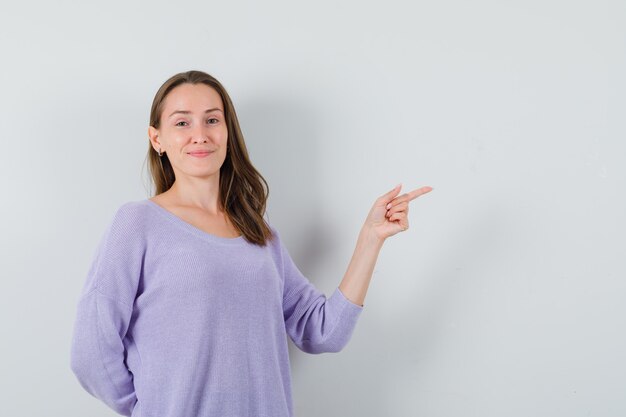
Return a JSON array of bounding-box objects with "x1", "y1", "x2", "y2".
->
[{"x1": 168, "y1": 108, "x2": 224, "y2": 118}]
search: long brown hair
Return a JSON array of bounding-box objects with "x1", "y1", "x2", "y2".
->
[{"x1": 145, "y1": 70, "x2": 273, "y2": 246}]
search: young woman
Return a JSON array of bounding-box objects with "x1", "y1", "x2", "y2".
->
[{"x1": 69, "y1": 70, "x2": 432, "y2": 417}]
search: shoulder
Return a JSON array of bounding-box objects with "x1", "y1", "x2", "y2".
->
[
  {"x1": 265, "y1": 222, "x2": 288, "y2": 258},
  {"x1": 111, "y1": 200, "x2": 146, "y2": 222},
  {"x1": 265, "y1": 222, "x2": 281, "y2": 244},
  {"x1": 104, "y1": 200, "x2": 151, "y2": 238},
  {"x1": 115, "y1": 199, "x2": 149, "y2": 218}
]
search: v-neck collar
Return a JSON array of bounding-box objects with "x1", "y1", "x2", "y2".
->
[{"x1": 143, "y1": 199, "x2": 246, "y2": 245}]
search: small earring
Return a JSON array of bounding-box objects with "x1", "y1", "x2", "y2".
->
[{"x1": 158, "y1": 148, "x2": 162, "y2": 157}]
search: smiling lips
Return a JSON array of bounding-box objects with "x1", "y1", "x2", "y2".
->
[{"x1": 188, "y1": 150, "x2": 214, "y2": 158}]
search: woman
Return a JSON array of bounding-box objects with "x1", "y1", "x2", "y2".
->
[{"x1": 69, "y1": 70, "x2": 432, "y2": 417}]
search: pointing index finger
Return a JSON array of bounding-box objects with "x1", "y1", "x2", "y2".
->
[{"x1": 408, "y1": 186, "x2": 433, "y2": 201}]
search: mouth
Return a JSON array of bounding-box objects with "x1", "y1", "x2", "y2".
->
[{"x1": 188, "y1": 151, "x2": 214, "y2": 158}]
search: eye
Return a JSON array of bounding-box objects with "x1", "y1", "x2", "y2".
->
[{"x1": 175, "y1": 118, "x2": 219, "y2": 127}]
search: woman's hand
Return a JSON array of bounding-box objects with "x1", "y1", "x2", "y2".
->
[{"x1": 364, "y1": 183, "x2": 433, "y2": 242}]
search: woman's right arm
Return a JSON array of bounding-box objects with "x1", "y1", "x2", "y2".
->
[{"x1": 69, "y1": 203, "x2": 144, "y2": 416}]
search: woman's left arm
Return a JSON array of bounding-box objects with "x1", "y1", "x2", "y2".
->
[{"x1": 339, "y1": 184, "x2": 433, "y2": 306}]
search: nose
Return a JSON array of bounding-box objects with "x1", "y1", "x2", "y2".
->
[
  {"x1": 192, "y1": 136, "x2": 208, "y2": 143},
  {"x1": 190, "y1": 126, "x2": 209, "y2": 143}
]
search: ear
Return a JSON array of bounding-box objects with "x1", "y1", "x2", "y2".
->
[{"x1": 148, "y1": 126, "x2": 160, "y2": 151}]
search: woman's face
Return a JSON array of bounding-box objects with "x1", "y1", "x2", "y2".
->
[{"x1": 149, "y1": 83, "x2": 228, "y2": 180}]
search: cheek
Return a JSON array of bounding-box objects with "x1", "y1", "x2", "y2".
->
[{"x1": 219, "y1": 133, "x2": 229, "y2": 148}]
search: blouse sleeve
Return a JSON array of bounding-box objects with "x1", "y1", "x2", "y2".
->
[
  {"x1": 69, "y1": 203, "x2": 144, "y2": 416},
  {"x1": 274, "y1": 227, "x2": 364, "y2": 354}
]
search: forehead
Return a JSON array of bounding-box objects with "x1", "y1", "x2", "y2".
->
[{"x1": 163, "y1": 83, "x2": 223, "y2": 111}]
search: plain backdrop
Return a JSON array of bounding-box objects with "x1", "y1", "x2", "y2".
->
[{"x1": 1, "y1": 0, "x2": 624, "y2": 416}]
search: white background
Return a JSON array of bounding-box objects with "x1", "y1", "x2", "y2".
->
[{"x1": 1, "y1": 0, "x2": 624, "y2": 416}]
